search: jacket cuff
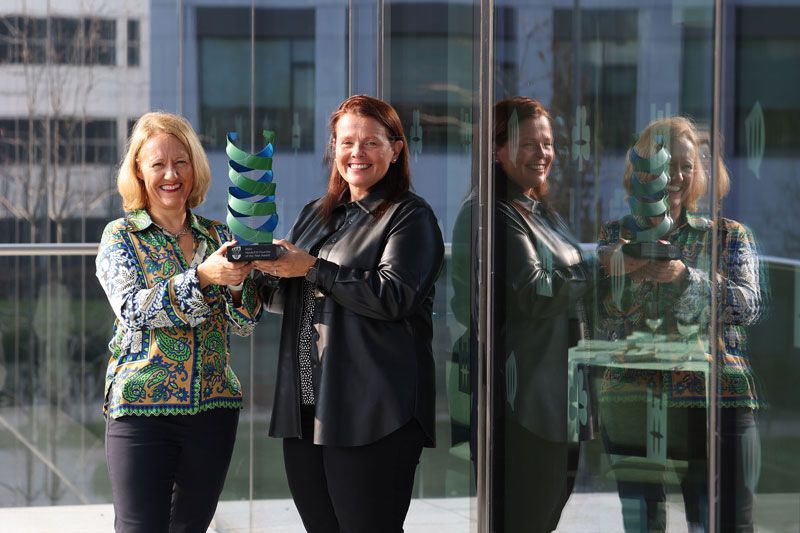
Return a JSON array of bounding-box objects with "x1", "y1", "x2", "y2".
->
[{"x1": 311, "y1": 258, "x2": 338, "y2": 293}]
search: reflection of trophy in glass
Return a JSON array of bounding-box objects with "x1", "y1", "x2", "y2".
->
[
  {"x1": 621, "y1": 144, "x2": 682, "y2": 261},
  {"x1": 225, "y1": 130, "x2": 282, "y2": 261}
]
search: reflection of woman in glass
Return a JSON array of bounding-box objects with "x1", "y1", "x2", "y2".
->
[
  {"x1": 597, "y1": 116, "x2": 763, "y2": 531},
  {"x1": 490, "y1": 97, "x2": 592, "y2": 532}
]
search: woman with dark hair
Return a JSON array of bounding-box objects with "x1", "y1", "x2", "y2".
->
[
  {"x1": 452, "y1": 96, "x2": 591, "y2": 531},
  {"x1": 494, "y1": 96, "x2": 589, "y2": 532},
  {"x1": 253, "y1": 94, "x2": 444, "y2": 533}
]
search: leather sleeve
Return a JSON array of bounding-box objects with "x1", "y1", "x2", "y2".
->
[
  {"x1": 497, "y1": 205, "x2": 575, "y2": 319},
  {"x1": 315, "y1": 203, "x2": 445, "y2": 321}
]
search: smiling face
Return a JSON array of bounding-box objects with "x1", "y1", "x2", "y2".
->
[
  {"x1": 496, "y1": 115, "x2": 554, "y2": 199},
  {"x1": 136, "y1": 132, "x2": 194, "y2": 220},
  {"x1": 666, "y1": 136, "x2": 697, "y2": 219},
  {"x1": 334, "y1": 113, "x2": 403, "y2": 201}
]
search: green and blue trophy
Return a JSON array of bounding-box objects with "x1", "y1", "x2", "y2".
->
[
  {"x1": 225, "y1": 130, "x2": 282, "y2": 261},
  {"x1": 621, "y1": 143, "x2": 681, "y2": 261}
]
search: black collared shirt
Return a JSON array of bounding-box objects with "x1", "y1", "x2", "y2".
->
[{"x1": 259, "y1": 185, "x2": 445, "y2": 446}]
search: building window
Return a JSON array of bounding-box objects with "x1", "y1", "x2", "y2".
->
[
  {"x1": 0, "y1": 16, "x2": 47, "y2": 64},
  {"x1": 196, "y1": 7, "x2": 316, "y2": 151},
  {"x1": 84, "y1": 18, "x2": 116, "y2": 65},
  {"x1": 0, "y1": 118, "x2": 46, "y2": 163},
  {"x1": 0, "y1": 118, "x2": 117, "y2": 166},
  {"x1": 84, "y1": 120, "x2": 118, "y2": 164},
  {"x1": 734, "y1": 6, "x2": 800, "y2": 157},
  {"x1": 0, "y1": 16, "x2": 115, "y2": 65},
  {"x1": 127, "y1": 19, "x2": 140, "y2": 67},
  {"x1": 387, "y1": 4, "x2": 482, "y2": 153},
  {"x1": 52, "y1": 119, "x2": 83, "y2": 164},
  {"x1": 51, "y1": 17, "x2": 81, "y2": 63},
  {"x1": 552, "y1": 8, "x2": 639, "y2": 153}
]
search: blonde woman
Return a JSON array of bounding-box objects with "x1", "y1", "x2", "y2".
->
[
  {"x1": 96, "y1": 112, "x2": 260, "y2": 532},
  {"x1": 597, "y1": 116, "x2": 763, "y2": 531}
]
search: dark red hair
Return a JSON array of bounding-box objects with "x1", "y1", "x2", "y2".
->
[
  {"x1": 494, "y1": 96, "x2": 553, "y2": 200},
  {"x1": 319, "y1": 94, "x2": 411, "y2": 220}
]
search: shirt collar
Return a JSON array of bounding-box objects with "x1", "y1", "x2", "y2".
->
[
  {"x1": 500, "y1": 173, "x2": 540, "y2": 214},
  {"x1": 127, "y1": 208, "x2": 210, "y2": 239},
  {"x1": 671, "y1": 209, "x2": 712, "y2": 232},
  {"x1": 126, "y1": 209, "x2": 155, "y2": 232},
  {"x1": 338, "y1": 179, "x2": 391, "y2": 215},
  {"x1": 686, "y1": 211, "x2": 712, "y2": 230}
]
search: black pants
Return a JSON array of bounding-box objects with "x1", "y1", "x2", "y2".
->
[
  {"x1": 502, "y1": 419, "x2": 580, "y2": 533},
  {"x1": 601, "y1": 405, "x2": 759, "y2": 532},
  {"x1": 105, "y1": 408, "x2": 239, "y2": 533},
  {"x1": 283, "y1": 406, "x2": 426, "y2": 533}
]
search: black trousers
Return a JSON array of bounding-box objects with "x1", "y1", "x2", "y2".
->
[
  {"x1": 283, "y1": 406, "x2": 426, "y2": 533},
  {"x1": 105, "y1": 408, "x2": 239, "y2": 533},
  {"x1": 502, "y1": 419, "x2": 580, "y2": 533},
  {"x1": 601, "y1": 404, "x2": 759, "y2": 532}
]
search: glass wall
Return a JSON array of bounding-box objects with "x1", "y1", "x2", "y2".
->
[
  {"x1": 0, "y1": 0, "x2": 147, "y2": 510},
  {"x1": 383, "y1": 1, "x2": 479, "y2": 510},
  {"x1": 487, "y1": 1, "x2": 800, "y2": 532},
  {"x1": 0, "y1": 0, "x2": 798, "y2": 532},
  {"x1": 723, "y1": 4, "x2": 800, "y2": 532}
]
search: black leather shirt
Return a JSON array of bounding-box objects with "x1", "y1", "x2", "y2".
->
[
  {"x1": 496, "y1": 179, "x2": 593, "y2": 441},
  {"x1": 259, "y1": 184, "x2": 444, "y2": 447},
  {"x1": 452, "y1": 174, "x2": 593, "y2": 442}
]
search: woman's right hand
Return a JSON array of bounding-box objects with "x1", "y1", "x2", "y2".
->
[
  {"x1": 253, "y1": 239, "x2": 316, "y2": 279},
  {"x1": 197, "y1": 241, "x2": 254, "y2": 288}
]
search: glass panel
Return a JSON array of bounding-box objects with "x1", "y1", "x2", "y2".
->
[
  {"x1": 2, "y1": 0, "x2": 797, "y2": 531},
  {"x1": 384, "y1": 0, "x2": 478, "y2": 529},
  {"x1": 723, "y1": 5, "x2": 800, "y2": 532},
  {"x1": 0, "y1": 0, "x2": 146, "y2": 515},
  {"x1": 178, "y1": 0, "x2": 350, "y2": 526},
  {"x1": 0, "y1": 8, "x2": 125, "y2": 245},
  {"x1": 493, "y1": 1, "x2": 719, "y2": 531},
  {"x1": 0, "y1": 256, "x2": 111, "y2": 505},
  {"x1": 247, "y1": 0, "x2": 348, "y2": 509}
]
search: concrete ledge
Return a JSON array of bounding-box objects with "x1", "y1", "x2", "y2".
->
[{"x1": 1, "y1": 493, "x2": 796, "y2": 532}]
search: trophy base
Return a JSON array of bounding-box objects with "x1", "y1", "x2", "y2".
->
[
  {"x1": 622, "y1": 242, "x2": 681, "y2": 261},
  {"x1": 226, "y1": 243, "x2": 284, "y2": 262}
]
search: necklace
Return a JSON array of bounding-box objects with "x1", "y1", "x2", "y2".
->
[{"x1": 159, "y1": 222, "x2": 191, "y2": 239}]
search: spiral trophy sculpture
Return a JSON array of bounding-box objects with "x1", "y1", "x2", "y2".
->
[
  {"x1": 621, "y1": 144, "x2": 681, "y2": 260},
  {"x1": 225, "y1": 130, "x2": 282, "y2": 261}
]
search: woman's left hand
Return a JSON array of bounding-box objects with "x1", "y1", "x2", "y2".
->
[{"x1": 253, "y1": 239, "x2": 316, "y2": 278}]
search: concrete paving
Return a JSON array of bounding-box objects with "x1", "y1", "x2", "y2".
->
[
  {"x1": 0, "y1": 494, "x2": 650, "y2": 532},
  {"x1": 0, "y1": 492, "x2": 797, "y2": 532}
]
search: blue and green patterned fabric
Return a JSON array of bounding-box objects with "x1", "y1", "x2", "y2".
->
[
  {"x1": 96, "y1": 209, "x2": 261, "y2": 418},
  {"x1": 597, "y1": 211, "x2": 764, "y2": 409}
]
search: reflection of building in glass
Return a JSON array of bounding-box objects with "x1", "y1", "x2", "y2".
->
[
  {"x1": 0, "y1": 1, "x2": 149, "y2": 243},
  {"x1": 195, "y1": 7, "x2": 316, "y2": 152},
  {"x1": 0, "y1": 1, "x2": 796, "y2": 253}
]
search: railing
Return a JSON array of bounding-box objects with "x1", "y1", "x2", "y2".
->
[
  {"x1": 2, "y1": 242, "x2": 797, "y2": 269},
  {"x1": 0, "y1": 244, "x2": 99, "y2": 256}
]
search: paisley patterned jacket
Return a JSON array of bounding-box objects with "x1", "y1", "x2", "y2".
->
[
  {"x1": 96, "y1": 209, "x2": 261, "y2": 418},
  {"x1": 597, "y1": 211, "x2": 765, "y2": 408}
]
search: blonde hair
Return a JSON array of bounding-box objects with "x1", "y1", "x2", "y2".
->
[
  {"x1": 117, "y1": 112, "x2": 211, "y2": 212},
  {"x1": 623, "y1": 116, "x2": 730, "y2": 213}
]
